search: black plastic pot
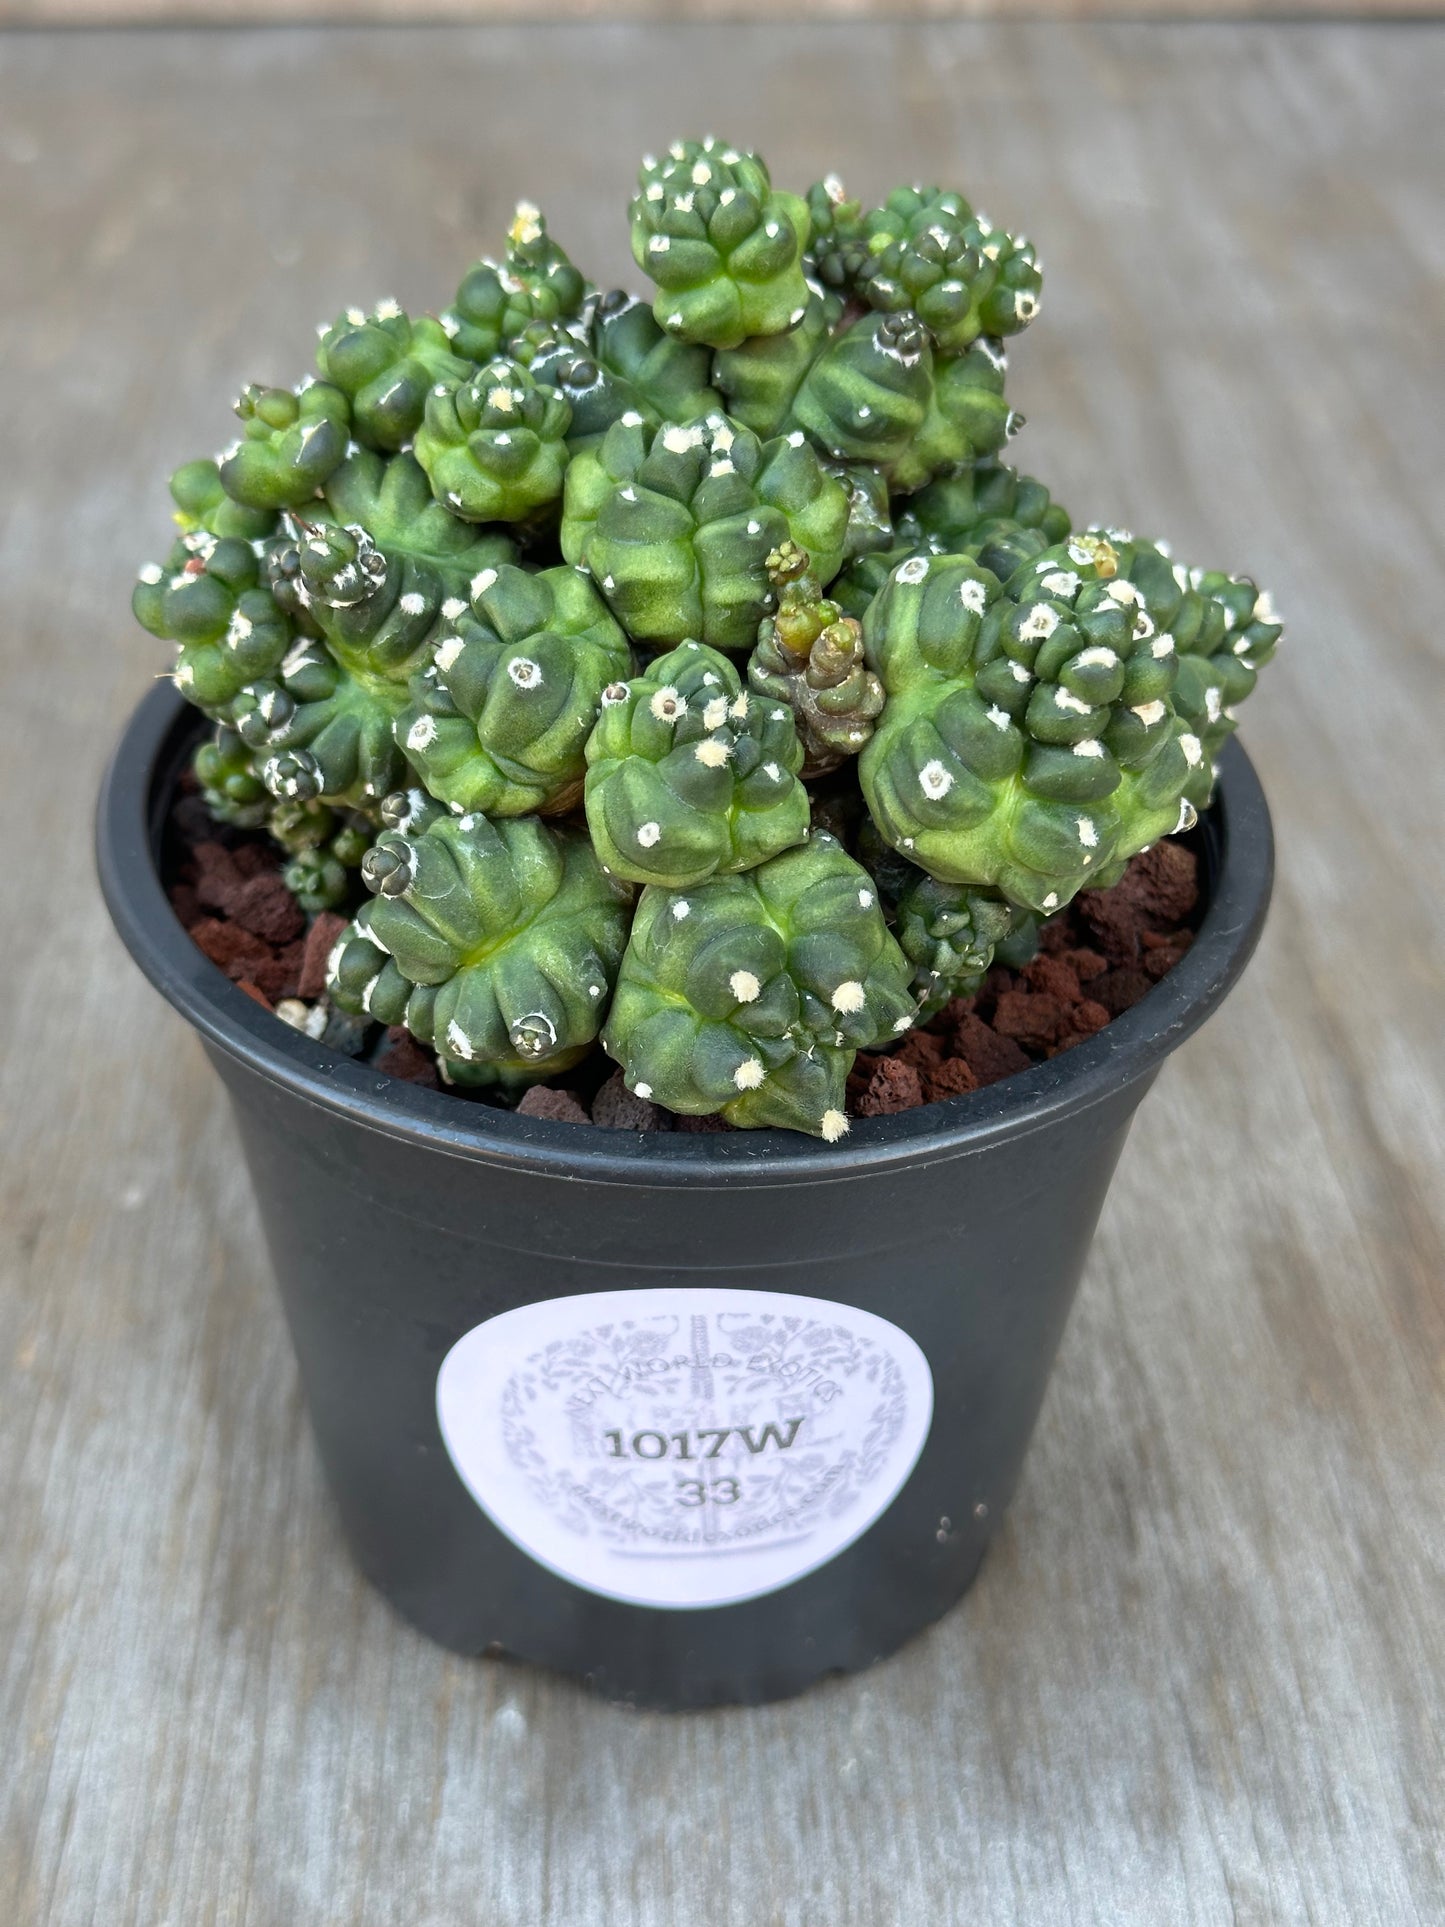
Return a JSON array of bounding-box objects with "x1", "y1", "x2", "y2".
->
[{"x1": 97, "y1": 685, "x2": 1272, "y2": 1709}]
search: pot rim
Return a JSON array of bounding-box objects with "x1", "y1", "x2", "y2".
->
[{"x1": 96, "y1": 683, "x2": 1273, "y2": 1190}]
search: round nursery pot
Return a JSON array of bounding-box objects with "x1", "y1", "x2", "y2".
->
[{"x1": 97, "y1": 684, "x2": 1273, "y2": 1709}]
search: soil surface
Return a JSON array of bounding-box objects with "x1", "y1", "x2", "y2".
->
[{"x1": 165, "y1": 780, "x2": 1201, "y2": 1131}]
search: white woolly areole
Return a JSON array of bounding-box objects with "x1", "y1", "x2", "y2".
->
[
  {"x1": 821, "y1": 1110, "x2": 850, "y2": 1143},
  {"x1": 137, "y1": 562, "x2": 163, "y2": 585},
  {"x1": 508, "y1": 657, "x2": 542, "y2": 689},
  {"x1": 1073, "y1": 645, "x2": 1117, "y2": 669},
  {"x1": 919, "y1": 760, "x2": 954, "y2": 800},
  {"x1": 634, "y1": 1083, "x2": 653, "y2": 1099},
  {"x1": 1131, "y1": 699, "x2": 1167, "y2": 726},
  {"x1": 1042, "y1": 892, "x2": 1059, "y2": 911},
  {"x1": 1072, "y1": 738, "x2": 1106, "y2": 759},
  {"x1": 831, "y1": 980, "x2": 867, "y2": 1013},
  {"x1": 442, "y1": 597, "x2": 466, "y2": 621},
  {"x1": 702, "y1": 696, "x2": 729, "y2": 730},
  {"x1": 1077, "y1": 815, "x2": 1099, "y2": 847},
  {"x1": 471, "y1": 568, "x2": 498, "y2": 598},
  {"x1": 858, "y1": 889, "x2": 874, "y2": 908},
  {"x1": 733, "y1": 1057, "x2": 765, "y2": 1091},
  {"x1": 1010, "y1": 661, "x2": 1032, "y2": 684},
  {"x1": 1054, "y1": 688, "x2": 1092, "y2": 715},
  {"x1": 1205, "y1": 687, "x2": 1223, "y2": 723},
  {"x1": 650, "y1": 685, "x2": 686, "y2": 722},
  {"x1": 959, "y1": 577, "x2": 988, "y2": 615},
  {"x1": 662, "y1": 424, "x2": 703, "y2": 454},
  {"x1": 895, "y1": 556, "x2": 930, "y2": 584},
  {"x1": 486, "y1": 385, "x2": 517, "y2": 413},
  {"x1": 763, "y1": 762, "x2": 781, "y2": 781},
  {"x1": 1041, "y1": 571, "x2": 1080, "y2": 598},
  {"x1": 1019, "y1": 603, "x2": 1059, "y2": 641},
  {"x1": 406, "y1": 715, "x2": 439, "y2": 751},
  {"x1": 1152, "y1": 633, "x2": 1176, "y2": 658},
  {"x1": 1181, "y1": 733, "x2": 1204, "y2": 767},
  {"x1": 636, "y1": 821, "x2": 662, "y2": 848},
  {"x1": 694, "y1": 738, "x2": 731, "y2": 768},
  {"x1": 672, "y1": 899, "x2": 691, "y2": 920},
  {"x1": 729, "y1": 969, "x2": 761, "y2": 1004},
  {"x1": 445, "y1": 1020, "x2": 475, "y2": 1060},
  {"x1": 399, "y1": 592, "x2": 426, "y2": 616},
  {"x1": 1254, "y1": 589, "x2": 1278, "y2": 623},
  {"x1": 435, "y1": 635, "x2": 465, "y2": 673},
  {"x1": 986, "y1": 705, "x2": 1011, "y2": 730},
  {"x1": 1106, "y1": 578, "x2": 1141, "y2": 607},
  {"x1": 729, "y1": 691, "x2": 750, "y2": 719}
]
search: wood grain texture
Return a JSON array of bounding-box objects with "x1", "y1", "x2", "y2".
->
[{"x1": 2, "y1": 20, "x2": 1442, "y2": 1925}]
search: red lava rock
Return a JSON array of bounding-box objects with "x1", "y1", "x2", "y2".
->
[
  {"x1": 228, "y1": 873, "x2": 306, "y2": 945},
  {"x1": 252, "y1": 940, "x2": 307, "y2": 1003},
  {"x1": 1022, "y1": 954, "x2": 1084, "y2": 1005},
  {"x1": 896, "y1": 1027, "x2": 948, "y2": 1075},
  {"x1": 189, "y1": 915, "x2": 272, "y2": 979},
  {"x1": 1091, "y1": 968, "x2": 1154, "y2": 1017},
  {"x1": 1062, "y1": 947, "x2": 1108, "y2": 983},
  {"x1": 516, "y1": 1086, "x2": 590, "y2": 1125},
  {"x1": 853, "y1": 1055, "x2": 924, "y2": 1118},
  {"x1": 234, "y1": 979, "x2": 272, "y2": 1011},
  {"x1": 376, "y1": 1027, "x2": 442, "y2": 1090},
  {"x1": 993, "y1": 989, "x2": 1066, "y2": 1050},
  {"x1": 1051, "y1": 999, "x2": 1112, "y2": 1053},
  {"x1": 1074, "y1": 889, "x2": 1144, "y2": 967},
  {"x1": 591, "y1": 1070, "x2": 667, "y2": 1131},
  {"x1": 192, "y1": 841, "x2": 245, "y2": 914},
  {"x1": 951, "y1": 1013, "x2": 1032, "y2": 1087},
  {"x1": 922, "y1": 1057, "x2": 979, "y2": 1104},
  {"x1": 298, "y1": 911, "x2": 349, "y2": 1000},
  {"x1": 1117, "y1": 839, "x2": 1200, "y2": 928},
  {"x1": 1143, "y1": 944, "x2": 1190, "y2": 982},
  {"x1": 232, "y1": 841, "x2": 278, "y2": 880}
]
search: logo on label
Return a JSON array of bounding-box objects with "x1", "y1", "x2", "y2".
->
[{"x1": 436, "y1": 1287, "x2": 934, "y2": 1610}]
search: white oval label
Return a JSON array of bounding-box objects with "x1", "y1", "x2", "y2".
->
[{"x1": 436, "y1": 1287, "x2": 934, "y2": 1610}]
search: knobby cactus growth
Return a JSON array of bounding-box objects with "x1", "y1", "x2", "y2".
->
[{"x1": 134, "y1": 142, "x2": 1281, "y2": 1137}]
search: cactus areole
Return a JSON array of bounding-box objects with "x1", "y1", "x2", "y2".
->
[{"x1": 102, "y1": 145, "x2": 1275, "y2": 1706}]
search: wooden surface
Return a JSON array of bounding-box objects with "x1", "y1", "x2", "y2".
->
[{"x1": 3, "y1": 19, "x2": 1443, "y2": 1925}]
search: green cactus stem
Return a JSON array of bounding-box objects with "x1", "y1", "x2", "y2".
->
[
  {"x1": 520, "y1": 291, "x2": 717, "y2": 453},
  {"x1": 897, "y1": 458, "x2": 1070, "y2": 579},
  {"x1": 316, "y1": 302, "x2": 471, "y2": 452},
  {"x1": 286, "y1": 520, "x2": 442, "y2": 684},
  {"x1": 328, "y1": 813, "x2": 631, "y2": 1085},
  {"x1": 218, "y1": 382, "x2": 351, "y2": 510},
  {"x1": 394, "y1": 562, "x2": 631, "y2": 817},
  {"x1": 602, "y1": 833, "x2": 915, "y2": 1138},
  {"x1": 748, "y1": 543, "x2": 885, "y2": 777},
  {"x1": 234, "y1": 639, "x2": 408, "y2": 811},
  {"x1": 415, "y1": 358, "x2": 571, "y2": 524},
  {"x1": 192, "y1": 726, "x2": 270, "y2": 826},
  {"x1": 629, "y1": 138, "x2": 812, "y2": 351},
  {"x1": 893, "y1": 872, "x2": 1032, "y2": 1015},
  {"x1": 168, "y1": 459, "x2": 277, "y2": 544},
  {"x1": 583, "y1": 640, "x2": 809, "y2": 887},
  {"x1": 443, "y1": 203, "x2": 590, "y2": 362},
  {"x1": 279, "y1": 813, "x2": 371, "y2": 913},
  {"x1": 1175, "y1": 562, "x2": 1282, "y2": 805},
  {"x1": 561, "y1": 412, "x2": 848, "y2": 653},
  {"x1": 133, "y1": 536, "x2": 293, "y2": 719},
  {"x1": 859, "y1": 543, "x2": 1198, "y2": 913},
  {"x1": 803, "y1": 175, "x2": 870, "y2": 290},
  {"x1": 322, "y1": 449, "x2": 518, "y2": 596},
  {"x1": 858, "y1": 188, "x2": 1043, "y2": 353}
]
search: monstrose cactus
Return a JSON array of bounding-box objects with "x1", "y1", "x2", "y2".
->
[{"x1": 134, "y1": 142, "x2": 1280, "y2": 1137}]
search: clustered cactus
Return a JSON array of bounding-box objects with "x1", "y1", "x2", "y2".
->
[{"x1": 135, "y1": 142, "x2": 1280, "y2": 1138}]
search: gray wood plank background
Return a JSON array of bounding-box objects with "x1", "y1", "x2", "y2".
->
[{"x1": 2, "y1": 20, "x2": 1442, "y2": 1926}]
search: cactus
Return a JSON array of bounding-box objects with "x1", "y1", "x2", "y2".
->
[
  {"x1": 859, "y1": 543, "x2": 1204, "y2": 913},
  {"x1": 748, "y1": 544, "x2": 884, "y2": 776},
  {"x1": 316, "y1": 304, "x2": 470, "y2": 451},
  {"x1": 583, "y1": 640, "x2": 810, "y2": 886},
  {"x1": 893, "y1": 872, "x2": 1033, "y2": 1015},
  {"x1": 328, "y1": 813, "x2": 631, "y2": 1086},
  {"x1": 134, "y1": 536, "x2": 293, "y2": 719},
  {"x1": 395, "y1": 562, "x2": 631, "y2": 817},
  {"x1": 134, "y1": 140, "x2": 1279, "y2": 1135},
  {"x1": 219, "y1": 383, "x2": 351, "y2": 509},
  {"x1": 561, "y1": 412, "x2": 848, "y2": 653},
  {"x1": 603, "y1": 835, "x2": 914, "y2": 1136},
  {"x1": 629, "y1": 139, "x2": 812, "y2": 350},
  {"x1": 415, "y1": 357, "x2": 572, "y2": 524},
  {"x1": 444, "y1": 204, "x2": 590, "y2": 362}
]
